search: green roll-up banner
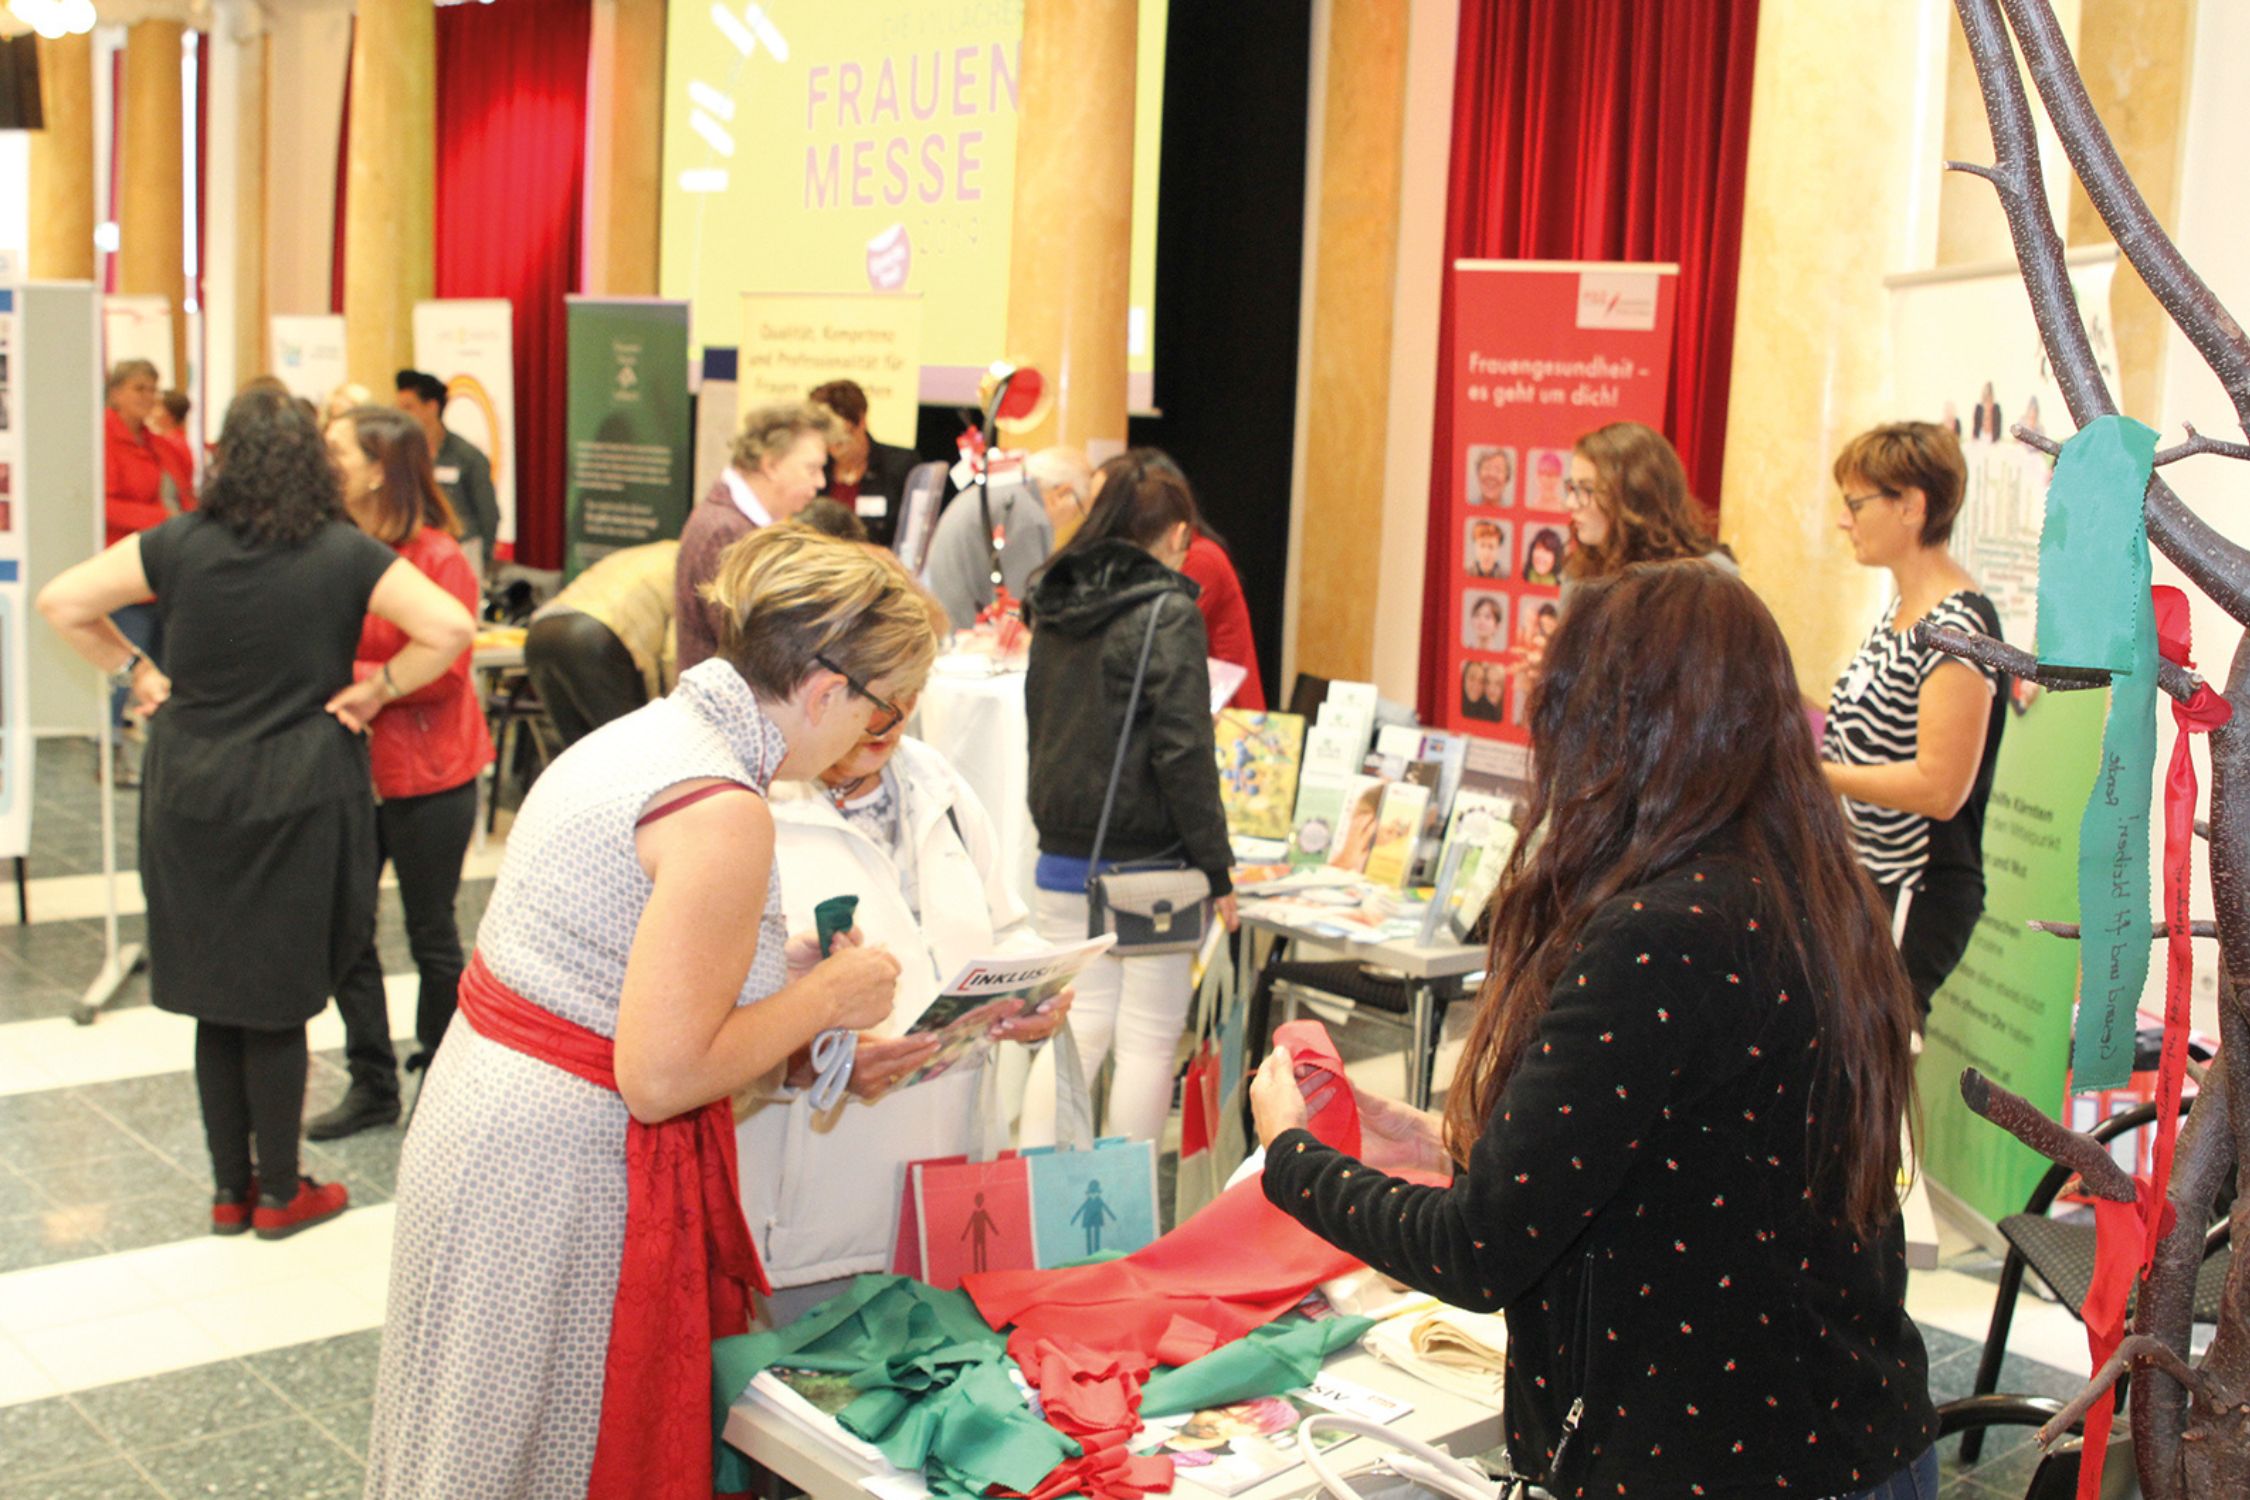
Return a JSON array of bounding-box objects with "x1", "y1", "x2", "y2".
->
[
  {"x1": 564, "y1": 298, "x2": 694, "y2": 581},
  {"x1": 2034, "y1": 415, "x2": 2160, "y2": 1093}
]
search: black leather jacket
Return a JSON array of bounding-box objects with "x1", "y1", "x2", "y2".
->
[{"x1": 1024, "y1": 540, "x2": 1233, "y2": 896}]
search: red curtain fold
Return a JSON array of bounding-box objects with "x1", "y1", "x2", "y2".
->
[
  {"x1": 1417, "y1": 0, "x2": 1759, "y2": 721},
  {"x1": 434, "y1": 0, "x2": 591, "y2": 570}
]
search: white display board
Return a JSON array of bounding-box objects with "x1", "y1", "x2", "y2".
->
[
  {"x1": 268, "y1": 314, "x2": 349, "y2": 407},
  {"x1": 25, "y1": 281, "x2": 102, "y2": 743},
  {"x1": 413, "y1": 299, "x2": 518, "y2": 547},
  {"x1": 101, "y1": 294, "x2": 173, "y2": 388}
]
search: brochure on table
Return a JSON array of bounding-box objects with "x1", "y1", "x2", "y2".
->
[{"x1": 893, "y1": 936, "x2": 1115, "y2": 1090}]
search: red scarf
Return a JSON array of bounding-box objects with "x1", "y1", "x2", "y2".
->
[{"x1": 456, "y1": 954, "x2": 770, "y2": 1500}]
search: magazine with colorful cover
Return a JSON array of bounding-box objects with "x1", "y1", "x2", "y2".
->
[
  {"x1": 1361, "y1": 782, "x2": 1431, "y2": 889},
  {"x1": 1323, "y1": 776, "x2": 1388, "y2": 874},
  {"x1": 1134, "y1": 1374, "x2": 1413, "y2": 1497},
  {"x1": 894, "y1": 936, "x2": 1116, "y2": 1090},
  {"x1": 1214, "y1": 709, "x2": 1307, "y2": 843},
  {"x1": 1287, "y1": 776, "x2": 1348, "y2": 870}
]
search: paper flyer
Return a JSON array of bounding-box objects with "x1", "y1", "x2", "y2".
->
[{"x1": 894, "y1": 936, "x2": 1116, "y2": 1090}]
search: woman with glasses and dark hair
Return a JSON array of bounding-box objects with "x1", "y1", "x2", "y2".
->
[
  {"x1": 1560, "y1": 422, "x2": 1735, "y2": 600},
  {"x1": 1253, "y1": 562, "x2": 1935, "y2": 1500},
  {"x1": 1819, "y1": 421, "x2": 2006, "y2": 1014},
  {"x1": 368, "y1": 524, "x2": 935, "y2": 1498},
  {"x1": 738, "y1": 553, "x2": 1074, "y2": 1323},
  {"x1": 1017, "y1": 452, "x2": 1238, "y2": 1146},
  {"x1": 308, "y1": 406, "x2": 492, "y2": 1141},
  {"x1": 39, "y1": 388, "x2": 477, "y2": 1241}
]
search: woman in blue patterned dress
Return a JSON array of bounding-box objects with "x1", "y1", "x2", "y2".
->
[{"x1": 367, "y1": 525, "x2": 939, "y2": 1500}]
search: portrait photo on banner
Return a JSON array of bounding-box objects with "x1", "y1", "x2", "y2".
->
[
  {"x1": 1465, "y1": 444, "x2": 1516, "y2": 507},
  {"x1": 1464, "y1": 518, "x2": 1512, "y2": 579},
  {"x1": 1462, "y1": 590, "x2": 1508, "y2": 653}
]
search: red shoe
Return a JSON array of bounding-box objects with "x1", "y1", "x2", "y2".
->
[
  {"x1": 211, "y1": 1176, "x2": 260, "y2": 1236},
  {"x1": 252, "y1": 1177, "x2": 349, "y2": 1241}
]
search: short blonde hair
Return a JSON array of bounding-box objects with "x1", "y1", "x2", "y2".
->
[
  {"x1": 704, "y1": 525, "x2": 940, "y2": 702},
  {"x1": 732, "y1": 401, "x2": 840, "y2": 473}
]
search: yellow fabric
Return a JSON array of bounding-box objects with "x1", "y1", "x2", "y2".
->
[{"x1": 549, "y1": 540, "x2": 680, "y2": 698}]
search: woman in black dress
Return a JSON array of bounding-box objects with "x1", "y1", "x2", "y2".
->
[
  {"x1": 38, "y1": 388, "x2": 476, "y2": 1240},
  {"x1": 1253, "y1": 564, "x2": 1934, "y2": 1499}
]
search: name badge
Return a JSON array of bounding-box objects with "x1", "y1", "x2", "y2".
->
[
  {"x1": 854, "y1": 494, "x2": 889, "y2": 519},
  {"x1": 435, "y1": 465, "x2": 462, "y2": 484}
]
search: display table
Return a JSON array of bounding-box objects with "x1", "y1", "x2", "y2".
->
[
  {"x1": 720, "y1": 1347, "x2": 1502, "y2": 1500},
  {"x1": 914, "y1": 661, "x2": 1037, "y2": 908}
]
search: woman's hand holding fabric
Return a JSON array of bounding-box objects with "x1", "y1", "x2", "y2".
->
[
  {"x1": 814, "y1": 943, "x2": 901, "y2": 1031},
  {"x1": 1250, "y1": 1046, "x2": 1314, "y2": 1147},
  {"x1": 989, "y1": 986, "x2": 1073, "y2": 1044},
  {"x1": 1353, "y1": 1086, "x2": 1452, "y2": 1179}
]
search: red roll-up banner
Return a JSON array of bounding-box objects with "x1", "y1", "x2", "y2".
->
[{"x1": 1436, "y1": 260, "x2": 1679, "y2": 746}]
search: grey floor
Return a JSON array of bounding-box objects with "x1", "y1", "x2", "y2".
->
[{"x1": 0, "y1": 740, "x2": 2086, "y2": 1498}]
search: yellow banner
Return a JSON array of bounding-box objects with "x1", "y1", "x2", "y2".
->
[{"x1": 740, "y1": 292, "x2": 925, "y2": 441}]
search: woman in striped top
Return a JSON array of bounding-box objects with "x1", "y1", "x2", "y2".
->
[{"x1": 1819, "y1": 422, "x2": 2008, "y2": 1014}]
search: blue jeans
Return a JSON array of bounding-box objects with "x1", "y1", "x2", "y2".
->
[
  {"x1": 1837, "y1": 1447, "x2": 1936, "y2": 1500},
  {"x1": 110, "y1": 603, "x2": 162, "y2": 730}
]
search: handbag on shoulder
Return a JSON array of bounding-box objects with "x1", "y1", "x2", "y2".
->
[{"x1": 1084, "y1": 593, "x2": 1212, "y2": 955}]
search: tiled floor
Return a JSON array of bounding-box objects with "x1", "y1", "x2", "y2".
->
[{"x1": 0, "y1": 737, "x2": 2103, "y2": 1497}]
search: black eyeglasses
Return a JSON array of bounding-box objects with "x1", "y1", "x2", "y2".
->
[
  {"x1": 814, "y1": 654, "x2": 905, "y2": 736},
  {"x1": 1841, "y1": 490, "x2": 1894, "y2": 516}
]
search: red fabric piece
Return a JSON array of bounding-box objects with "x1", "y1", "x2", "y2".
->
[
  {"x1": 104, "y1": 408, "x2": 197, "y2": 549},
  {"x1": 1179, "y1": 1040, "x2": 1215, "y2": 1161},
  {"x1": 2076, "y1": 1194, "x2": 2142, "y2": 1500},
  {"x1": 1004, "y1": 1333, "x2": 1172, "y2": 1500},
  {"x1": 354, "y1": 527, "x2": 494, "y2": 798},
  {"x1": 454, "y1": 954, "x2": 768, "y2": 1500},
  {"x1": 965, "y1": 1021, "x2": 1367, "y2": 1366},
  {"x1": 1415, "y1": 0, "x2": 1760, "y2": 722},
  {"x1": 433, "y1": 0, "x2": 591, "y2": 571},
  {"x1": 1180, "y1": 535, "x2": 1266, "y2": 711}
]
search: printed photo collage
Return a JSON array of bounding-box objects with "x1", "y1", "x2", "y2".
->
[{"x1": 1456, "y1": 442, "x2": 1571, "y2": 734}]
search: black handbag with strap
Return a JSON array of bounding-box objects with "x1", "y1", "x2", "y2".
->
[{"x1": 1083, "y1": 593, "x2": 1212, "y2": 954}]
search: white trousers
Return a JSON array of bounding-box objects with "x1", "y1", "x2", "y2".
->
[{"x1": 1018, "y1": 887, "x2": 1194, "y2": 1147}]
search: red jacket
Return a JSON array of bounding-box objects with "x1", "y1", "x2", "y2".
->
[
  {"x1": 1180, "y1": 533, "x2": 1265, "y2": 711},
  {"x1": 105, "y1": 408, "x2": 197, "y2": 548},
  {"x1": 355, "y1": 527, "x2": 494, "y2": 799}
]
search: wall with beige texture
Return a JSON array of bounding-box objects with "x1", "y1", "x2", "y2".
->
[
  {"x1": 341, "y1": 0, "x2": 436, "y2": 390},
  {"x1": 584, "y1": 0, "x2": 667, "y2": 297},
  {"x1": 263, "y1": 4, "x2": 352, "y2": 320},
  {"x1": 27, "y1": 34, "x2": 95, "y2": 282},
  {"x1": 1284, "y1": 0, "x2": 1408, "y2": 689},
  {"x1": 118, "y1": 20, "x2": 188, "y2": 382}
]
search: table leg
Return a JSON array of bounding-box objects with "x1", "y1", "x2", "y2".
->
[{"x1": 1409, "y1": 983, "x2": 1436, "y2": 1111}]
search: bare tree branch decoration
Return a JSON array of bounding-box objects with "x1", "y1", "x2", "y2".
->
[{"x1": 1943, "y1": 3, "x2": 2250, "y2": 1493}]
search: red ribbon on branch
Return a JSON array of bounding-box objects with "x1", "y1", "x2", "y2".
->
[{"x1": 2074, "y1": 584, "x2": 2228, "y2": 1500}]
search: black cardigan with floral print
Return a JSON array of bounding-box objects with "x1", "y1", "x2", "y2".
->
[{"x1": 1264, "y1": 856, "x2": 1934, "y2": 1498}]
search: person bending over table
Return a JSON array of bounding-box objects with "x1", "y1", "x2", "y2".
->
[
  {"x1": 1252, "y1": 563, "x2": 1935, "y2": 1500},
  {"x1": 366, "y1": 525, "x2": 932, "y2": 1500},
  {"x1": 523, "y1": 539, "x2": 680, "y2": 746},
  {"x1": 739, "y1": 576, "x2": 1071, "y2": 1325},
  {"x1": 1818, "y1": 421, "x2": 2006, "y2": 1016}
]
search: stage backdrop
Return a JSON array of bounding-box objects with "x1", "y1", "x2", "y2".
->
[
  {"x1": 657, "y1": 0, "x2": 1165, "y2": 407},
  {"x1": 1433, "y1": 259, "x2": 1677, "y2": 764},
  {"x1": 1888, "y1": 249, "x2": 2121, "y2": 1229},
  {"x1": 564, "y1": 298, "x2": 694, "y2": 579},
  {"x1": 414, "y1": 299, "x2": 519, "y2": 551},
  {"x1": 739, "y1": 291, "x2": 924, "y2": 443}
]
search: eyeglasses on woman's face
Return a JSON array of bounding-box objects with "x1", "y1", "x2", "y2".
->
[
  {"x1": 1840, "y1": 490, "x2": 1895, "y2": 517},
  {"x1": 1560, "y1": 479, "x2": 1605, "y2": 511},
  {"x1": 813, "y1": 653, "x2": 905, "y2": 737}
]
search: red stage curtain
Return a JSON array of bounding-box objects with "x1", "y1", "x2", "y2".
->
[
  {"x1": 1417, "y1": 0, "x2": 1759, "y2": 720},
  {"x1": 435, "y1": 0, "x2": 591, "y2": 570}
]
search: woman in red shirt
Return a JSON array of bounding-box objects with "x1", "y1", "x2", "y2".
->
[
  {"x1": 312, "y1": 406, "x2": 493, "y2": 1139},
  {"x1": 102, "y1": 360, "x2": 196, "y2": 765}
]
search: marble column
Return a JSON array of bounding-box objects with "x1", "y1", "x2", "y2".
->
[
  {"x1": 584, "y1": 0, "x2": 666, "y2": 295},
  {"x1": 1288, "y1": 0, "x2": 1409, "y2": 685},
  {"x1": 1001, "y1": 0, "x2": 1135, "y2": 454},
  {"x1": 118, "y1": 20, "x2": 188, "y2": 382},
  {"x1": 27, "y1": 34, "x2": 95, "y2": 282},
  {"x1": 342, "y1": 0, "x2": 436, "y2": 389}
]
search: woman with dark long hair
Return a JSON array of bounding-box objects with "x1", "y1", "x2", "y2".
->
[
  {"x1": 38, "y1": 388, "x2": 476, "y2": 1239},
  {"x1": 1018, "y1": 453, "x2": 1238, "y2": 1145},
  {"x1": 309, "y1": 407, "x2": 493, "y2": 1139},
  {"x1": 1252, "y1": 563, "x2": 1934, "y2": 1499}
]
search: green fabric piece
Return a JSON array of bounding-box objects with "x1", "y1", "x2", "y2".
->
[
  {"x1": 1139, "y1": 1313, "x2": 1375, "y2": 1420},
  {"x1": 711, "y1": 1274, "x2": 1072, "y2": 1497},
  {"x1": 2034, "y1": 415, "x2": 2160, "y2": 1092}
]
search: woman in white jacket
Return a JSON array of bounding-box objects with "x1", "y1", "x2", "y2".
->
[{"x1": 738, "y1": 725, "x2": 1070, "y2": 1324}]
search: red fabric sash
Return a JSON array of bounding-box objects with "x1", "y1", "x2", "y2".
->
[
  {"x1": 2074, "y1": 587, "x2": 2229, "y2": 1500},
  {"x1": 456, "y1": 954, "x2": 770, "y2": 1500}
]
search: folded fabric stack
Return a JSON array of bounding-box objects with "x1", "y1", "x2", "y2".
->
[{"x1": 1362, "y1": 1301, "x2": 1507, "y2": 1405}]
